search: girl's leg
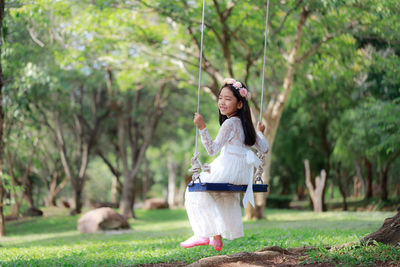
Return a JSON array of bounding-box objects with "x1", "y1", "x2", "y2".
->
[
  {"x1": 210, "y1": 234, "x2": 223, "y2": 251},
  {"x1": 184, "y1": 190, "x2": 223, "y2": 237}
]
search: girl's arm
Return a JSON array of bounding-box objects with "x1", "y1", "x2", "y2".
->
[
  {"x1": 198, "y1": 119, "x2": 235, "y2": 156},
  {"x1": 254, "y1": 122, "x2": 269, "y2": 153}
]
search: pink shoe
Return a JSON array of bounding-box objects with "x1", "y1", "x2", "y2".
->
[
  {"x1": 209, "y1": 238, "x2": 223, "y2": 251},
  {"x1": 180, "y1": 236, "x2": 210, "y2": 248}
]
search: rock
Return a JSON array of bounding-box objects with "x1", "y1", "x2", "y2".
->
[
  {"x1": 23, "y1": 207, "x2": 43, "y2": 217},
  {"x1": 144, "y1": 198, "x2": 168, "y2": 210},
  {"x1": 5, "y1": 215, "x2": 19, "y2": 222},
  {"x1": 60, "y1": 199, "x2": 71, "y2": 208},
  {"x1": 77, "y1": 207, "x2": 130, "y2": 233}
]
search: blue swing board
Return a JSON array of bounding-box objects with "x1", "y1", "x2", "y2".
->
[{"x1": 188, "y1": 177, "x2": 268, "y2": 192}]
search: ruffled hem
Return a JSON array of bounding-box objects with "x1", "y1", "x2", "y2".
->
[{"x1": 185, "y1": 189, "x2": 244, "y2": 240}]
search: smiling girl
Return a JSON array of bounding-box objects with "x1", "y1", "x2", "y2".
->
[{"x1": 180, "y1": 78, "x2": 269, "y2": 251}]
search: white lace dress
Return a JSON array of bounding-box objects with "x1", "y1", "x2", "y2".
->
[{"x1": 185, "y1": 117, "x2": 269, "y2": 240}]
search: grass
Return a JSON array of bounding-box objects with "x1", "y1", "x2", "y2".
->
[
  {"x1": 306, "y1": 242, "x2": 400, "y2": 266},
  {"x1": 0, "y1": 207, "x2": 398, "y2": 266}
]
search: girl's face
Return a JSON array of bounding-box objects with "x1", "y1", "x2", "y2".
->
[{"x1": 218, "y1": 87, "x2": 242, "y2": 118}]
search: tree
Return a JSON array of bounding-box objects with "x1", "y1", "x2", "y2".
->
[
  {"x1": 363, "y1": 208, "x2": 400, "y2": 246},
  {"x1": 53, "y1": 1, "x2": 189, "y2": 218},
  {"x1": 5, "y1": 133, "x2": 39, "y2": 216},
  {"x1": 138, "y1": 0, "x2": 370, "y2": 219},
  {"x1": 0, "y1": 0, "x2": 5, "y2": 236},
  {"x1": 304, "y1": 159, "x2": 326, "y2": 213},
  {"x1": 36, "y1": 138, "x2": 68, "y2": 207}
]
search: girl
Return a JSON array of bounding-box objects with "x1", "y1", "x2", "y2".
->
[{"x1": 181, "y1": 78, "x2": 269, "y2": 251}]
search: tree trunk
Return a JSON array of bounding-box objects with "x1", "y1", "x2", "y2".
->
[
  {"x1": 176, "y1": 176, "x2": 187, "y2": 208},
  {"x1": 8, "y1": 152, "x2": 22, "y2": 217},
  {"x1": 280, "y1": 177, "x2": 290, "y2": 195},
  {"x1": 120, "y1": 174, "x2": 136, "y2": 219},
  {"x1": 24, "y1": 176, "x2": 35, "y2": 208},
  {"x1": 167, "y1": 156, "x2": 177, "y2": 208},
  {"x1": 296, "y1": 185, "x2": 305, "y2": 201},
  {"x1": 111, "y1": 176, "x2": 119, "y2": 204},
  {"x1": 363, "y1": 208, "x2": 400, "y2": 246},
  {"x1": 304, "y1": 159, "x2": 326, "y2": 213},
  {"x1": 72, "y1": 183, "x2": 83, "y2": 214},
  {"x1": 329, "y1": 180, "x2": 335, "y2": 199},
  {"x1": 45, "y1": 192, "x2": 57, "y2": 207},
  {"x1": 364, "y1": 158, "x2": 373, "y2": 199},
  {"x1": 353, "y1": 176, "x2": 362, "y2": 198},
  {"x1": 0, "y1": 0, "x2": 5, "y2": 237},
  {"x1": 117, "y1": 112, "x2": 136, "y2": 219},
  {"x1": 245, "y1": 7, "x2": 311, "y2": 220},
  {"x1": 379, "y1": 168, "x2": 388, "y2": 202},
  {"x1": 176, "y1": 156, "x2": 189, "y2": 207},
  {"x1": 379, "y1": 151, "x2": 400, "y2": 202},
  {"x1": 141, "y1": 161, "x2": 150, "y2": 202},
  {"x1": 354, "y1": 160, "x2": 364, "y2": 198},
  {"x1": 336, "y1": 167, "x2": 348, "y2": 211},
  {"x1": 44, "y1": 172, "x2": 67, "y2": 206},
  {"x1": 320, "y1": 121, "x2": 331, "y2": 212}
]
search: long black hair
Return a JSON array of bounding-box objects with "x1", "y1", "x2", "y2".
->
[{"x1": 218, "y1": 82, "x2": 256, "y2": 146}]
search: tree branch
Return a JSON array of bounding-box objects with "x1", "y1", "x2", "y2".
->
[
  {"x1": 296, "y1": 34, "x2": 334, "y2": 64},
  {"x1": 271, "y1": 0, "x2": 304, "y2": 36}
]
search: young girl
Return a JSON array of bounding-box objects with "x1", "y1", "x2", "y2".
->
[{"x1": 181, "y1": 78, "x2": 269, "y2": 251}]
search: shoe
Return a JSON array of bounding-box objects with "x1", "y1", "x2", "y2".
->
[
  {"x1": 180, "y1": 236, "x2": 210, "y2": 248},
  {"x1": 209, "y1": 238, "x2": 223, "y2": 251}
]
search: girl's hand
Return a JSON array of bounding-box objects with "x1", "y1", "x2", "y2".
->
[
  {"x1": 194, "y1": 112, "x2": 206, "y2": 130},
  {"x1": 257, "y1": 121, "x2": 265, "y2": 133}
]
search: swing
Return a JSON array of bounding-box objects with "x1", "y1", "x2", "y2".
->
[{"x1": 188, "y1": 0, "x2": 271, "y2": 194}]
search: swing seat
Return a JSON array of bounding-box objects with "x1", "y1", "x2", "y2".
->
[{"x1": 188, "y1": 177, "x2": 268, "y2": 192}]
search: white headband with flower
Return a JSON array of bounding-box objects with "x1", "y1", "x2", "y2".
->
[{"x1": 222, "y1": 78, "x2": 250, "y2": 100}]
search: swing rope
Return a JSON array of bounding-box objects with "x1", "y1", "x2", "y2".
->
[
  {"x1": 195, "y1": 0, "x2": 206, "y2": 155},
  {"x1": 190, "y1": 0, "x2": 270, "y2": 182},
  {"x1": 259, "y1": 0, "x2": 270, "y2": 122},
  {"x1": 255, "y1": 0, "x2": 270, "y2": 181},
  {"x1": 190, "y1": 0, "x2": 210, "y2": 181}
]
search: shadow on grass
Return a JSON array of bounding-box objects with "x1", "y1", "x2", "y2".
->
[
  {"x1": 6, "y1": 208, "x2": 188, "y2": 237},
  {"x1": 2, "y1": 237, "x2": 195, "y2": 267},
  {"x1": 6, "y1": 226, "x2": 194, "y2": 248},
  {"x1": 135, "y1": 208, "x2": 188, "y2": 223},
  {"x1": 6, "y1": 215, "x2": 79, "y2": 236}
]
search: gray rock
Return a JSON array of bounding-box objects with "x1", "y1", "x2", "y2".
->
[
  {"x1": 143, "y1": 198, "x2": 168, "y2": 210},
  {"x1": 77, "y1": 207, "x2": 130, "y2": 233},
  {"x1": 23, "y1": 207, "x2": 43, "y2": 217}
]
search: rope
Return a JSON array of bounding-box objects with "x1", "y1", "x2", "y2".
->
[
  {"x1": 256, "y1": 0, "x2": 270, "y2": 184},
  {"x1": 259, "y1": 0, "x2": 270, "y2": 122},
  {"x1": 195, "y1": 0, "x2": 206, "y2": 154},
  {"x1": 190, "y1": 1, "x2": 271, "y2": 183},
  {"x1": 190, "y1": 0, "x2": 206, "y2": 181}
]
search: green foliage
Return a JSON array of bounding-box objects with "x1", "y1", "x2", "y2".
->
[
  {"x1": 3, "y1": 0, "x2": 400, "y2": 220},
  {"x1": 0, "y1": 208, "x2": 395, "y2": 266}
]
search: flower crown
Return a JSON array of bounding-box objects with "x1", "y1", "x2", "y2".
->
[{"x1": 222, "y1": 78, "x2": 250, "y2": 100}]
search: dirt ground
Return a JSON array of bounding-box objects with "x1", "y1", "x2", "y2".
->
[{"x1": 137, "y1": 245, "x2": 398, "y2": 267}]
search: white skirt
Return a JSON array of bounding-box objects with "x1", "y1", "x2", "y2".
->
[{"x1": 185, "y1": 145, "x2": 256, "y2": 240}]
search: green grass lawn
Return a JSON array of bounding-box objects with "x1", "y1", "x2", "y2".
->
[{"x1": 0, "y1": 207, "x2": 397, "y2": 266}]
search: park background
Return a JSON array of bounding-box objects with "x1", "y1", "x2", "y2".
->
[{"x1": 0, "y1": 0, "x2": 399, "y2": 266}]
